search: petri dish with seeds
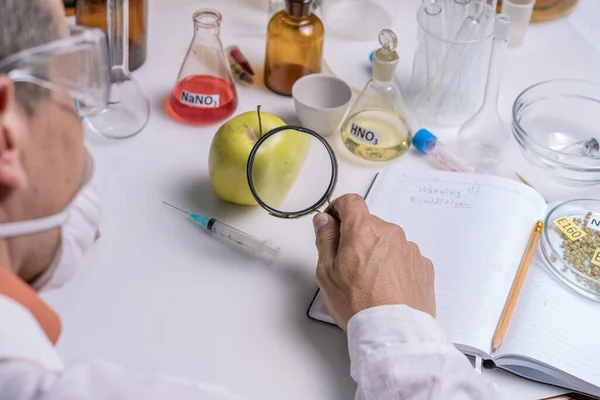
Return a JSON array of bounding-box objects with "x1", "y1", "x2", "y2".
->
[{"x1": 541, "y1": 199, "x2": 600, "y2": 301}]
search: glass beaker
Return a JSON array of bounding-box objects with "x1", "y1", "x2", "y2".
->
[
  {"x1": 410, "y1": 0, "x2": 494, "y2": 127},
  {"x1": 168, "y1": 9, "x2": 238, "y2": 125},
  {"x1": 76, "y1": 0, "x2": 148, "y2": 71}
]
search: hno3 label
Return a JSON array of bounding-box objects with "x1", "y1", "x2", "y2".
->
[
  {"x1": 180, "y1": 91, "x2": 220, "y2": 108},
  {"x1": 350, "y1": 122, "x2": 380, "y2": 145}
]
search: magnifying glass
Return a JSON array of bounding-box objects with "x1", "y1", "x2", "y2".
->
[{"x1": 246, "y1": 125, "x2": 340, "y2": 221}]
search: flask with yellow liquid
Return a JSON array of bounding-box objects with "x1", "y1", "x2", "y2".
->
[{"x1": 340, "y1": 29, "x2": 412, "y2": 162}]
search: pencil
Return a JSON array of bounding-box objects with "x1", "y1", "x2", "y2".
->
[{"x1": 492, "y1": 220, "x2": 544, "y2": 353}]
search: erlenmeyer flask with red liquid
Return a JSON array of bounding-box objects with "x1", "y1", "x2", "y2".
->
[{"x1": 168, "y1": 9, "x2": 238, "y2": 125}]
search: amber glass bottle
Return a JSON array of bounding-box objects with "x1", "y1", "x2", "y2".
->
[
  {"x1": 76, "y1": 0, "x2": 148, "y2": 71},
  {"x1": 497, "y1": 0, "x2": 580, "y2": 22},
  {"x1": 63, "y1": 0, "x2": 76, "y2": 16},
  {"x1": 264, "y1": 0, "x2": 324, "y2": 96}
]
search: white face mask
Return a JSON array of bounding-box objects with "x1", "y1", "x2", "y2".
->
[{"x1": 0, "y1": 151, "x2": 101, "y2": 291}]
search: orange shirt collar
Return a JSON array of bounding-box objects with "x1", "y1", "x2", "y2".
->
[{"x1": 0, "y1": 269, "x2": 61, "y2": 344}]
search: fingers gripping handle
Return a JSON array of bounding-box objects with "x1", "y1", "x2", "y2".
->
[{"x1": 324, "y1": 203, "x2": 341, "y2": 222}]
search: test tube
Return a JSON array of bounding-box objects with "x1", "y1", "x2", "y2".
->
[
  {"x1": 428, "y1": 15, "x2": 480, "y2": 108},
  {"x1": 480, "y1": 1, "x2": 498, "y2": 37},
  {"x1": 229, "y1": 59, "x2": 253, "y2": 84},
  {"x1": 424, "y1": 0, "x2": 443, "y2": 16},
  {"x1": 449, "y1": 0, "x2": 472, "y2": 37},
  {"x1": 227, "y1": 46, "x2": 254, "y2": 76},
  {"x1": 412, "y1": 128, "x2": 481, "y2": 173},
  {"x1": 422, "y1": 0, "x2": 445, "y2": 84}
]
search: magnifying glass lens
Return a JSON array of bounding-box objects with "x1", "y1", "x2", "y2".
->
[{"x1": 247, "y1": 127, "x2": 337, "y2": 218}]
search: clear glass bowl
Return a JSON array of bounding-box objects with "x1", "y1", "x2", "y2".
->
[
  {"x1": 512, "y1": 79, "x2": 600, "y2": 186},
  {"x1": 541, "y1": 199, "x2": 600, "y2": 302}
]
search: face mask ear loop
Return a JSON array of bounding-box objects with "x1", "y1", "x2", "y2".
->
[{"x1": 0, "y1": 213, "x2": 68, "y2": 238}]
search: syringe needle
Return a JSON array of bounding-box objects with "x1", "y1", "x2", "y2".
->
[{"x1": 162, "y1": 201, "x2": 189, "y2": 215}]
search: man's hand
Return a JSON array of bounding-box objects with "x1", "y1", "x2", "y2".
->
[{"x1": 313, "y1": 194, "x2": 436, "y2": 331}]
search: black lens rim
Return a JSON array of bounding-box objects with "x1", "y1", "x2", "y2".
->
[{"x1": 246, "y1": 125, "x2": 338, "y2": 219}]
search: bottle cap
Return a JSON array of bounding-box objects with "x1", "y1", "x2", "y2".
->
[
  {"x1": 369, "y1": 49, "x2": 376, "y2": 62},
  {"x1": 286, "y1": 0, "x2": 313, "y2": 18},
  {"x1": 372, "y1": 29, "x2": 399, "y2": 82},
  {"x1": 412, "y1": 128, "x2": 437, "y2": 154}
]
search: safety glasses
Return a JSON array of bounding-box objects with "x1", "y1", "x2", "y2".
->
[{"x1": 0, "y1": 26, "x2": 110, "y2": 117}]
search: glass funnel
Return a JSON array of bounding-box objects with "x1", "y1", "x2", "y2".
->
[
  {"x1": 457, "y1": 14, "x2": 511, "y2": 170},
  {"x1": 168, "y1": 9, "x2": 238, "y2": 125}
]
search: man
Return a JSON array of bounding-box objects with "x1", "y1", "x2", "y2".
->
[{"x1": 0, "y1": 0, "x2": 498, "y2": 398}]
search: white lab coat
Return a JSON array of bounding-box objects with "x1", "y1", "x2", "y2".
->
[{"x1": 0, "y1": 294, "x2": 500, "y2": 400}]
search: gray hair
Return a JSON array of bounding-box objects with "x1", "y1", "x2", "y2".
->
[{"x1": 0, "y1": 0, "x2": 62, "y2": 113}]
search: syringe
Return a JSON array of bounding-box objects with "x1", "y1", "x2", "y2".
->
[
  {"x1": 412, "y1": 128, "x2": 481, "y2": 174},
  {"x1": 163, "y1": 202, "x2": 280, "y2": 262}
]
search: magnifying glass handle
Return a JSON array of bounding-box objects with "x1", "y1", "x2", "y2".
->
[{"x1": 324, "y1": 203, "x2": 341, "y2": 222}]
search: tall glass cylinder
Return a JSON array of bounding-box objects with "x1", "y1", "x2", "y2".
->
[
  {"x1": 410, "y1": 0, "x2": 494, "y2": 127},
  {"x1": 76, "y1": 0, "x2": 148, "y2": 71}
]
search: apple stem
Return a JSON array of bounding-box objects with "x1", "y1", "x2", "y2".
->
[{"x1": 257, "y1": 105, "x2": 263, "y2": 137}]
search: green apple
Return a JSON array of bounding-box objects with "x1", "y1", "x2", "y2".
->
[{"x1": 209, "y1": 110, "x2": 311, "y2": 206}]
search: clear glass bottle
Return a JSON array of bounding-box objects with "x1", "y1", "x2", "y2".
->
[
  {"x1": 457, "y1": 15, "x2": 510, "y2": 170},
  {"x1": 76, "y1": 0, "x2": 148, "y2": 71},
  {"x1": 340, "y1": 29, "x2": 412, "y2": 162},
  {"x1": 167, "y1": 9, "x2": 238, "y2": 126},
  {"x1": 264, "y1": 0, "x2": 324, "y2": 96},
  {"x1": 63, "y1": 0, "x2": 76, "y2": 16}
]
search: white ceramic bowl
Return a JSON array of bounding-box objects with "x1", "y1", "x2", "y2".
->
[{"x1": 292, "y1": 74, "x2": 352, "y2": 136}]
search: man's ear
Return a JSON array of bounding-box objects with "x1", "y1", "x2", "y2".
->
[{"x1": 0, "y1": 75, "x2": 28, "y2": 189}]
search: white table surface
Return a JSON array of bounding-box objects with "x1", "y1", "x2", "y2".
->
[{"x1": 45, "y1": 1, "x2": 600, "y2": 399}]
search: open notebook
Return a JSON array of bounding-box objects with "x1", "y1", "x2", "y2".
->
[{"x1": 307, "y1": 166, "x2": 600, "y2": 397}]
